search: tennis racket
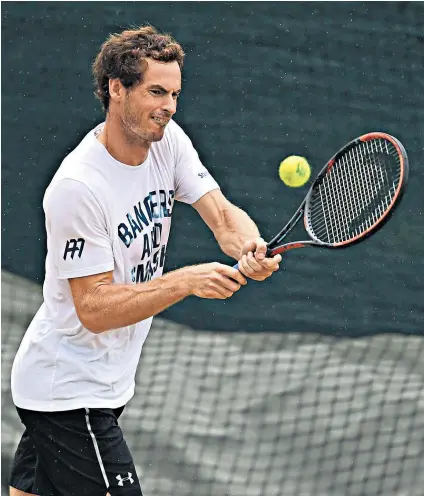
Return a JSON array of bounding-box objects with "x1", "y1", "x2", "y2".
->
[{"x1": 235, "y1": 132, "x2": 408, "y2": 268}]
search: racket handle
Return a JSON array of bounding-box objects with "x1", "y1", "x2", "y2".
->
[{"x1": 233, "y1": 247, "x2": 272, "y2": 270}]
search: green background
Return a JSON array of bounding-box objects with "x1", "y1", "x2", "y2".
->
[{"x1": 2, "y1": 1, "x2": 423, "y2": 335}]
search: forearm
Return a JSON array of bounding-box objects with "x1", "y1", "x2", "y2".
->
[
  {"x1": 79, "y1": 268, "x2": 192, "y2": 333},
  {"x1": 213, "y1": 204, "x2": 260, "y2": 260}
]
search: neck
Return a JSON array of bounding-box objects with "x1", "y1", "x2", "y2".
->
[{"x1": 97, "y1": 112, "x2": 150, "y2": 166}]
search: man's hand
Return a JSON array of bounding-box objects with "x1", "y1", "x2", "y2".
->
[
  {"x1": 186, "y1": 262, "x2": 248, "y2": 299},
  {"x1": 237, "y1": 237, "x2": 281, "y2": 281}
]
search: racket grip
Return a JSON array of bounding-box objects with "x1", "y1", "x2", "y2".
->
[{"x1": 233, "y1": 247, "x2": 272, "y2": 270}]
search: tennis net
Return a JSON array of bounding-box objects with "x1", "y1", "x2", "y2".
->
[{"x1": 2, "y1": 269, "x2": 423, "y2": 495}]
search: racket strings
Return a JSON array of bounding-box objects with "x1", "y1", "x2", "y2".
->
[{"x1": 308, "y1": 139, "x2": 402, "y2": 244}]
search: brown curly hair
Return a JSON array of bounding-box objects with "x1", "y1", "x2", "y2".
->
[{"x1": 92, "y1": 25, "x2": 185, "y2": 112}]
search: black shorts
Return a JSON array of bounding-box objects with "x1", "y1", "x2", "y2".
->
[{"x1": 9, "y1": 406, "x2": 143, "y2": 496}]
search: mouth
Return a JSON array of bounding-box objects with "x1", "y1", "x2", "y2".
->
[{"x1": 151, "y1": 116, "x2": 169, "y2": 127}]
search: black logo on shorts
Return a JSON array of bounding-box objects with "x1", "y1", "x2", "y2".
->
[
  {"x1": 198, "y1": 171, "x2": 209, "y2": 178},
  {"x1": 63, "y1": 238, "x2": 85, "y2": 260}
]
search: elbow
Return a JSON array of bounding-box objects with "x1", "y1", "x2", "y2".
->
[
  {"x1": 83, "y1": 318, "x2": 107, "y2": 334},
  {"x1": 76, "y1": 302, "x2": 108, "y2": 334},
  {"x1": 70, "y1": 278, "x2": 114, "y2": 334},
  {"x1": 78, "y1": 311, "x2": 105, "y2": 334}
]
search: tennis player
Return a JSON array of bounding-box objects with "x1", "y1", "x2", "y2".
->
[{"x1": 9, "y1": 26, "x2": 281, "y2": 496}]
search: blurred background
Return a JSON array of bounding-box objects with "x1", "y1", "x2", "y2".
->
[{"x1": 2, "y1": 2, "x2": 423, "y2": 495}]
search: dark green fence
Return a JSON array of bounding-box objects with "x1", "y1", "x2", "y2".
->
[{"x1": 2, "y1": 1, "x2": 423, "y2": 335}]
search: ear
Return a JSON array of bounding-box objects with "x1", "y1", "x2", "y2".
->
[{"x1": 108, "y1": 79, "x2": 125, "y2": 104}]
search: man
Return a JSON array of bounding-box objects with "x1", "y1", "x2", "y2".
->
[{"x1": 10, "y1": 26, "x2": 281, "y2": 496}]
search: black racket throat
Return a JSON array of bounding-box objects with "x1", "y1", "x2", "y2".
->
[{"x1": 268, "y1": 207, "x2": 305, "y2": 245}]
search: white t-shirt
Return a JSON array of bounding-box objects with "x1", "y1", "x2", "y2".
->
[{"x1": 11, "y1": 120, "x2": 219, "y2": 412}]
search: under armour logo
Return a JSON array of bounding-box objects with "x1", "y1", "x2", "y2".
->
[
  {"x1": 116, "y1": 472, "x2": 134, "y2": 486},
  {"x1": 63, "y1": 238, "x2": 85, "y2": 260}
]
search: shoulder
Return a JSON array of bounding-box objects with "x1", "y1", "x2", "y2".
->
[
  {"x1": 163, "y1": 119, "x2": 196, "y2": 151},
  {"x1": 44, "y1": 178, "x2": 100, "y2": 213},
  {"x1": 164, "y1": 119, "x2": 187, "y2": 141},
  {"x1": 161, "y1": 119, "x2": 200, "y2": 165},
  {"x1": 46, "y1": 123, "x2": 109, "y2": 200},
  {"x1": 149, "y1": 119, "x2": 193, "y2": 169},
  {"x1": 43, "y1": 178, "x2": 109, "y2": 232}
]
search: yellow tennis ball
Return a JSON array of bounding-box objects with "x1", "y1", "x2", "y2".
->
[{"x1": 278, "y1": 156, "x2": 311, "y2": 187}]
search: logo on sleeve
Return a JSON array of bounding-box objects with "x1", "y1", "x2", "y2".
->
[
  {"x1": 63, "y1": 238, "x2": 85, "y2": 260},
  {"x1": 198, "y1": 171, "x2": 209, "y2": 179}
]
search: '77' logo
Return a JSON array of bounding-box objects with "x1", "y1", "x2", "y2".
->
[{"x1": 63, "y1": 238, "x2": 85, "y2": 260}]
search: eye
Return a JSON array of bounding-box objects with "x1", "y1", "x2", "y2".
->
[{"x1": 150, "y1": 90, "x2": 165, "y2": 96}]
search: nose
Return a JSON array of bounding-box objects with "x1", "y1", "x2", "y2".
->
[{"x1": 162, "y1": 94, "x2": 177, "y2": 116}]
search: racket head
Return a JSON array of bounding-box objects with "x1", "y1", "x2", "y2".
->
[{"x1": 303, "y1": 132, "x2": 408, "y2": 248}]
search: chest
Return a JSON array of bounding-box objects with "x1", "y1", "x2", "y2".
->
[{"x1": 107, "y1": 164, "x2": 176, "y2": 281}]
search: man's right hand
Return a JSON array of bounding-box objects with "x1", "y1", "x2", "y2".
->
[
  {"x1": 185, "y1": 262, "x2": 247, "y2": 300},
  {"x1": 68, "y1": 263, "x2": 247, "y2": 333}
]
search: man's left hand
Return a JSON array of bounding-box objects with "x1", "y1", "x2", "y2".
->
[{"x1": 237, "y1": 237, "x2": 282, "y2": 281}]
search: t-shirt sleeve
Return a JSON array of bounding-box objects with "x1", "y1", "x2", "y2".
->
[
  {"x1": 44, "y1": 178, "x2": 114, "y2": 279},
  {"x1": 173, "y1": 124, "x2": 220, "y2": 204}
]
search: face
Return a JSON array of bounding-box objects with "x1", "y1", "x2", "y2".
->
[{"x1": 112, "y1": 59, "x2": 182, "y2": 145}]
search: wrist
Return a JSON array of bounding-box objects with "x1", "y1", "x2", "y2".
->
[{"x1": 168, "y1": 266, "x2": 196, "y2": 297}]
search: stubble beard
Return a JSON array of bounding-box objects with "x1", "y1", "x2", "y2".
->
[{"x1": 121, "y1": 97, "x2": 163, "y2": 147}]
